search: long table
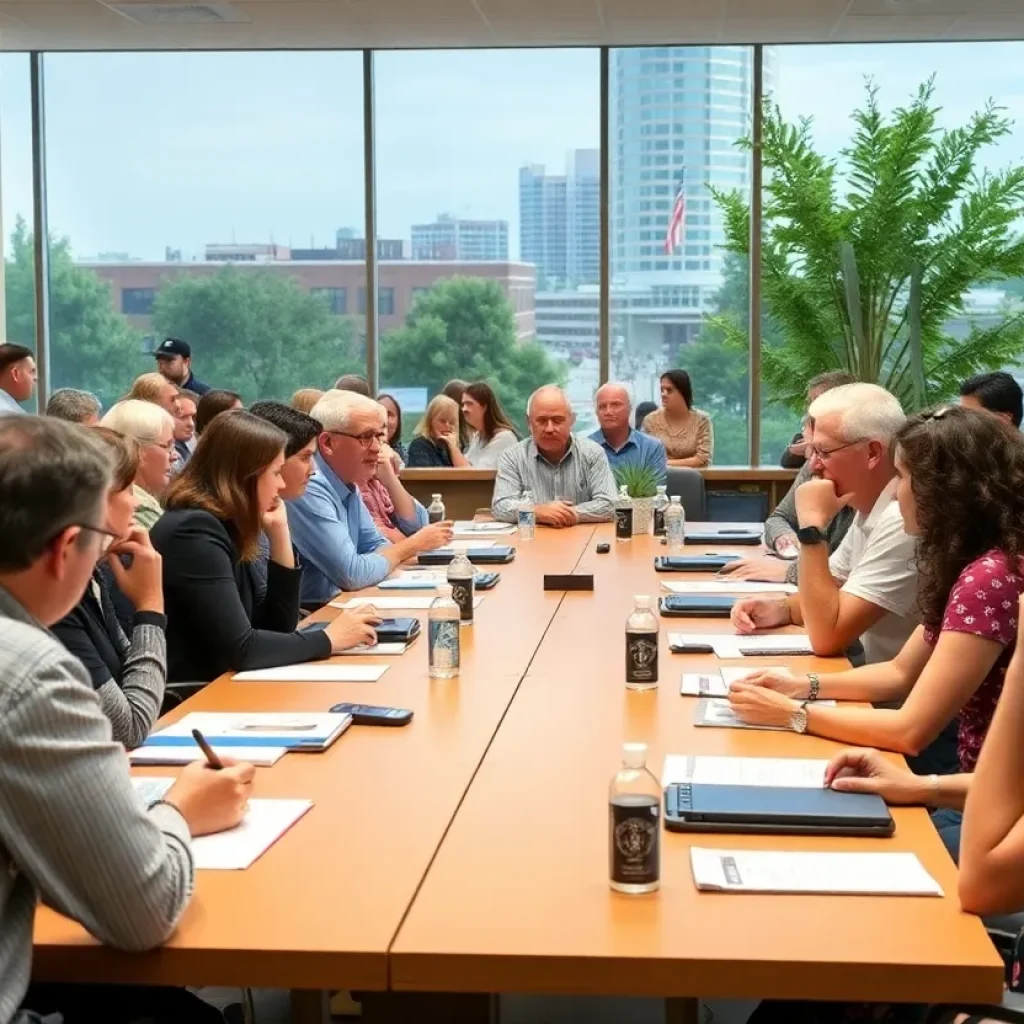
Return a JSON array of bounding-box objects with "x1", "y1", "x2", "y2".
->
[{"x1": 32, "y1": 523, "x2": 1003, "y2": 1016}]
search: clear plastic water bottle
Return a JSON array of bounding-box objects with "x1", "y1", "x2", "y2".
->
[
  {"x1": 609, "y1": 742, "x2": 661, "y2": 895},
  {"x1": 446, "y1": 550, "x2": 475, "y2": 625},
  {"x1": 517, "y1": 489, "x2": 536, "y2": 541},
  {"x1": 427, "y1": 493, "x2": 446, "y2": 524},
  {"x1": 428, "y1": 583, "x2": 460, "y2": 679},
  {"x1": 665, "y1": 494, "x2": 685, "y2": 552},
  {"x1": 625, "y1": 595, "x2": 659, "y2": 691},
  {"x1": 652, "y1": 485, "x2": 669, "y2": 537},
  {"x1": 614, "y1": 484, "x2": 633, "y2": 543}
]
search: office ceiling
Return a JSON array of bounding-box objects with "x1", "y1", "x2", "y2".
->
[{"x1": 0, "y1": 0, "x2": 1019, "y2": 51}]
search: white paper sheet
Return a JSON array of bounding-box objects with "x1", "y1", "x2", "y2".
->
[
  {"x1": 131, "y1": 776, "x2": 174, "y2": 804},
  {"x1": 662, "y1": 755, "x2": 829, "y2": 788},
  {"x1": 378, "y1": 571, "x2": 446, "y2": 589},
  {"x1": 719, "y1": 666, "x2": 791, "y2": 686},
  {"x1": 669, "y1": 632, "x2": 814, "y2": 658},
  {"x1": 190, "y1": 799, "x2": 313, "y2": 870},
  {"x1": 231, "y1": 664, "x2": 388, "y2": 682},
  {"x1": 680, "y1": 672, "x2": 728, "y2": 697},
  {"x1": 452, "y1": 521, "x2": 516, "y2": 535},
  {"x1": 690, "y1": 848, "x2": 943, "y2": 896},
  {"x1": 694, "y1": 697, "x2": 834, "y2": 730},
  {"x1": 130, "y1": 745, "x2": 287, "y2": 767},
  {"x1": 334, "y1": 596, "x2": 483, "y2": 611},
  {"x1": 661, "y1": 581, "x2": 797, "y2": 596},
  {"x1": 334, "y1": 643, "x2": 407, "y2": 656},
  {"x1": 448, "y1": 539, "x2": 496, "y2": 550}
]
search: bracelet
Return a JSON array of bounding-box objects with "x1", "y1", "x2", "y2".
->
[{"x1": 807, "y1": 672, "x2": 820, "y2": 702}]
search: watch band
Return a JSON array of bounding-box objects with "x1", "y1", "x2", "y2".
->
[
  {"x1": 807, "y1": 672, "x2": 820, "y2": 701},
  {"x1": 796, "y1": 525, "x2": 828, "y2": 546}
]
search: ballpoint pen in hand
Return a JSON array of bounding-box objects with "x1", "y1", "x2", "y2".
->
[{"x1": 191, "y1": 728, "x2": 224, "y2": 770}]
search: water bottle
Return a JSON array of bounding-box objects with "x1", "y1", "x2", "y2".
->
[
  {"x1": 665, "y1": 495, "x2": 685, "y2": 552},
  {"x1": 446, "y1": 550, "x2": 475, "y2": 625},
  {"x1": 652, "y1": 485, "x2": 669, "y2": 537},
  {"x1": 609, "y1": 742, "x2": 661, "y2": 895},
  {"x1": 614, "y1": 485, "x2": 633, "y2": 542},
  {"x1": 625, "y1": 595, "x2": 658, "y2": 691},
  {"x1": 428, "y1": 583, "x2": 460, "y2": 679},
  {"x1": 517, "y1": 489, "x2": 536, "y2": 542},
  {"x1": 427, "y1": 493, "x2": 446, "y2": 524}
]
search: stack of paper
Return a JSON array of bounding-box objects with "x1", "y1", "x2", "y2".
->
[
  {"x1": 669, "y1": 632, "x2": 815, "y2": 658},
  {"x1": 694, "y1": 697, "x2": 834, "y2": 730},
  {"x1": 334, "y1": 643, "x2": 407, "y2": 656},
  {"x1": 141, "y1": 711, "x2": 353, "y2": 751},
  {"x1": 192, "y1": 800, "x2": 313, "y2": 870},
  {"x1": 690, "y1": 848, "x2": 943, "y2": 896},
  {"x1": 662, "y1": 581, "x2": 797, "y2": 596},
  {"x1": 680, "y1": 666, "x2": 790, "y2": 696},
  {"x1": 380, "y1": 570, "x2": 498, "y2": 591},
  {"x1": 448, "y1": 539, "x2": 495, "y2": 551},
  {"x1": 232, "y1": 663, "x2": 388, "y2": 683},
  {"x1": 452, "y1": 521, "x2": 516, "y2": 536},
  {"x1": 333, "y1": 596, "x2": 483, "y2": 612},
  {"x1": 661, "y1": 755, "x2": 829, "y2": 788},
  {"x1": 131, "y1": 745, "x2": 287, "y2": 767}
]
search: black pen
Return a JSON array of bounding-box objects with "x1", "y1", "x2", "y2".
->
[{"x1": 191, "y1": 728, "x2": 224, "y2": 770}]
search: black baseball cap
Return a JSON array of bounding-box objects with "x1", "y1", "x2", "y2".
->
[{"x1": 155, "y1": 337, "x2": 191, "y2": 360}]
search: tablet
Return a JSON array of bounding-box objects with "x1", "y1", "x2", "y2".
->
[
  {"x1": 659, "y1": 595, "x2": 736, "y2": 618},
  {"x1": 684, "y1": 532, "x2": 761, "y2": 546},
  {"x1": 418, "y1": 547, "x2": 516, "y2": 565},
  {"x1": 664, "y1": 783, "x2": 894, "y2": 837},
  {"x1": 654, "y1": 554, "x2": 741, "y2": 572}
]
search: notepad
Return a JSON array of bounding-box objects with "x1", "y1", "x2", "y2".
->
[
  {"x1": 334, "y1": 643, "x2": 407, "y2": 656},
  {"x1": 662, "y1": 581, "x2": 797, "y2": 596},
  {"x1": 680, "y1": 666, "x2": 790, "y2": 696},
  {"x1": 132, "y1": 776, "x2": 174, "y2": 804},
  {"x1": 662, "y1": 755, "x2": 829, "y2": 788},
  {"x1": 379, "y1": 571, "x2": 447, "y2": 589},
  {"x1": 130, "y1": 745, "x2": 287, "y2": 767},
  {"x1": 452, "y1": 521, "x2": 516, "y2": 535},
  {"x1": 690, "y1": 848, "x2": 943, "y2": 896},
  {"x1": 145, "y1": 711, "x2": 352, "y2": 750},
  {"x1": 694, "y1": 697, "x2": 834, "y2": 730},
  {"x1": 232, "y1": 664, "x2": 388, "y2": 682},
  {"x1": 334, "y1": 596, "x2": 483, "y2": 611},
  {"x1": 448, "y1": 539, "x2": 495, "y2": 550},
  {"x1": 191, "y1": 799, "x2": 313, "y2": 870},
  {"x1": 669, "y1": 632, "x2": 814, "y2": 658}
]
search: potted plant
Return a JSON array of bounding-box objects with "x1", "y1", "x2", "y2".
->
[{"x1": 613, "y1": 464, "x2": 660, "y2": 535}]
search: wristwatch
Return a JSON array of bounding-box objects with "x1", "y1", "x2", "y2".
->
[
  {"x1": 807, "y1": 672, "x2": 820, "y2": 702},
  {"x1": 796, "y1": 525, "x2": 827, "y2": 545},
  {"x1": 789, "y1": 701, "x2": 809, "y2": 734}
]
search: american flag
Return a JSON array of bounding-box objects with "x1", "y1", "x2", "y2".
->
[{"x1": 663, "y1": 173, "x2": 686, "y2": 255}]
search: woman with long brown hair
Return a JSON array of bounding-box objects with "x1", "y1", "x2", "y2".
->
[
  {"x1": 461, "y1": 381, "x2": 518, "y2": 469},
  {"x1": 151, "y1": 410, "x2": 379, "y2": 683},
  {"x1": 728, "y1": 405, "x2": 1024, "y2": 862}
]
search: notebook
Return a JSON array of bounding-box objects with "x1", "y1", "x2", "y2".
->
[
  {"x1": 452, "y1": 521, "x2": 516, "y2": 536},
  {"x1": 144, "y1": 712, "x2": 352, "y2": 751},
  {"x1": 669, "y1": 632, "x2": 815, "y2": 658},
  {"x1": 191, "y1": 799, "x2": 313, "y2": 870},
  {"x1": 661, "y1": 581, "x2": 797, "y2": 596},
  {"x1": 130, "y1": 744, "x2": 288, "y2": 767},
  {"x1": 232, "y1": 664, "x2": 388, "y2": 683},
  {"x1": 662, "y1": 755, "x2": 829, "y2": 788}
]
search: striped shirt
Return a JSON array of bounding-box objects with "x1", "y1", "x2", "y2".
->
[
  {"x1": 0, "y1": 585, "x2": 193, "y2": 1024},
  {"x1": 491, "y1": 436, "x2": 617, "y2": 523}
]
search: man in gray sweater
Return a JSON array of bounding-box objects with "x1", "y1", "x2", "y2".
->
[{"x1": 0, "y1": 416, "x2": 253, "y2": 1024}]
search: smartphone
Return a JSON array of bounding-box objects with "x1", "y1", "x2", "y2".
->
[{"x1": 329, "y1": 703, "x2": 414, "y2": 727}]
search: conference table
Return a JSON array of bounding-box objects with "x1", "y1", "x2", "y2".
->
[{"x1": 32, "y1": 523, "x2": 1003, "y2": 1022}]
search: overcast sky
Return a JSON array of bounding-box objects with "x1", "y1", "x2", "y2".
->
[{"x1": 1, "y1": 42, "x2": 1022, "y2": 262}]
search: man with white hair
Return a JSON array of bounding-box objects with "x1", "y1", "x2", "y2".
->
[
  {"x1": 491, "y1": 386, "x2": 616, "y2": 527},
  {"x1": 286, "y1": 389, "x2": 453, "y2": 604},
  {"x1": 589, "y1": 382, "x2": 667, "y2": 485},
  {"x1": 730, "y1": 383, "x2": 918, "y2": 665}
]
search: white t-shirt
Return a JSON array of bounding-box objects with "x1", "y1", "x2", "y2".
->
[
  {"x1": 466, "y1": 429, "x2": 518, "y2": 469},
  {"x1": 827, "y1": 481, "x2": 920, "y2": 664}
]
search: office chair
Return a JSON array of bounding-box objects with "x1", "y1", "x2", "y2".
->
[{"x1": 665, "y1": 467, "x2": 707, "y2": 521}]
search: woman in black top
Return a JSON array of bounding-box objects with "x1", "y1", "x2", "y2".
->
[
  {"x1": 52, "y1": 427, "x2": 169, "y2": 748},
  {"x1": 406, "y1": 394, "x2": 469, "y2": 468},
  {"x1": 377, "y1": 392, "x2": 408, "y2": 465},
  {"x1": 150, "y1": 410, "x2": 379, "y2": 683}
]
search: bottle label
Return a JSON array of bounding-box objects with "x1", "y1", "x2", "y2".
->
[
  {"x1": 615, "y1": 507, "x2": 633, "y2": 539},
  {"x1": 626, "y1": 631, "x2": 659, "y2": 683},
  {"x1": 653, "y1": 509, "x2": 666, "y2": 536},
  {"x1": 518, "y1": 509, "x2": 535, "y2": 526},
  {"x1": 428, "y1": 620, "x2": 460, "y2": 671},
  {"x1": 609, "y1": 796, "x2": 660, "y2": 886},
  {"x1": 450, "y1": 578, "x2": 475, "y2": 622}
]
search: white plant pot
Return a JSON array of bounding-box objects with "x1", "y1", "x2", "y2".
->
[{"x1": 631, "y1": 497, "x2": 653, "y2": 536}]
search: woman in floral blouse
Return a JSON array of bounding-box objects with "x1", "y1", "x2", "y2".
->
[{"x1": 728, "y1": 405, "x2": 1024, "y2": 862}]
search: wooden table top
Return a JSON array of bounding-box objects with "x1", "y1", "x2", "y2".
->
[
  {"x1": 31, "y1": 525, "x2": 598, "y2": 991},
  {"x1": 390, "y1": 526, "x2": 1004, "y2": 1004}
]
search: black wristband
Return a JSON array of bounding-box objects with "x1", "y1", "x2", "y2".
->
[{"x1": 133, "y1": 610, "x2": 167, "y2": 630}]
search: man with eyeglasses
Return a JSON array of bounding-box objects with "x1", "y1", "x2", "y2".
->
[
  {"x1": 286, "y1": 389, "x2": 454, "y2": 605},
  {"x1": 731, "y1": 382, "x2": 919, "y2": 667}
]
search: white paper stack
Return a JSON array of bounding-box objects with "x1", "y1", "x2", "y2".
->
[
  {"x1": 669, "y1": 633, "x2": 815, "y2": 658},
  {"x1": 232, "y1": 663, "x2": 388, "y2": 683},
  {"x1": 130, "y1": 745, "x2": 287, "y2": 767},
  {"x1": 452, "y1": 521, "x2": 516, "y2": 536},
  {"x1": 690, "y1": 848, "x2": 943, "y2": 896},
  {"x1": 190, "y1": 799, "x2": 313, "y2": 870},
  {"x1": 694, "y1": 697, "x2": 835, "y2": 730},
  {"x1": 662, "y1": 581, "x2": 797, "y2": 596},
  {"x1": 661, "y1": 755, "x2": 829, "y2": 788},
  {"x1": 680, "y1": 666, "x2": 792, "y2": 696}
]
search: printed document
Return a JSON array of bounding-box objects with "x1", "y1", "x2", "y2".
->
[
  {"x1": 662, "y1": 755, "x2": 829, "y2": 788},
  {"x1": 662, "y1": 581, "x2": 797, "y2": 596},
  {"x1": 232, "y1": 663, "x2": 388, "y2": 682},
  {"x1": 694, "y1": 697, "x2": 834, "y2": 730}
]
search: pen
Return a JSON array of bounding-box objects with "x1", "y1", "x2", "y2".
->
[{"x1": 191, "y1": 728, "x2": 224, "y2": 770}]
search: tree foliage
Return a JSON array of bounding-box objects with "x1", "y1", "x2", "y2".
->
[
  {"x1": 379, "y1": 276, "x2": 566, "y2": 433},
  {"x1": 5, "y1": 217, "x2": 143, "y2": 407},
  {"x1": 711, "y1": 76, "x2": 1024, "y2": 411},
  {"x1": 152, "y1": 267, "x2": 362, "y2": 403}
]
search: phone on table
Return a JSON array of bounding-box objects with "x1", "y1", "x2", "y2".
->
[{"x1": 330, "y1": 703, "x2": 414, "y2": 727}]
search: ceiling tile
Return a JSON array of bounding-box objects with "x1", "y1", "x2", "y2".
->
[
  {"x1": 946, "y1": 12, "x2": 1024, "y2": 38},
  {"x1": 722, "y1": 15, "x2": 844, "y2": 42},
  {"x1": 478, "y1": 0, "x2": 596, "y2": 17},
  {"x1": 833, "y1": 13, "x2": 961, "y2": 38},
  {"x1": 847, "y1": 0, "x2": 971, "y2": 14},
  {"x1": 726, "y1": 0, "x2": 848, "y2": 14},
  {"x1": 600, "y1": 0, "x2": 723, "y2": 18},
  {"x1": 602, "y1": 16, "x2": 723, "y2": 43}
]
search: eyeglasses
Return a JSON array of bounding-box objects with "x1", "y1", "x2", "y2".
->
[
  {"x1": 327, "y1": 429, "x2": 387, "y2": 450},
  {"x1": 803, "y1": 439, "x2": 867, "y2": 463},
  {"x1": 143, "y1": 439, "x2": 175, "y2": 454},
  {"x1": 73, "y1": 523, "x2": 123, "y2": 558}
]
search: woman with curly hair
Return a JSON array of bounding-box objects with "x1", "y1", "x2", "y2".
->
[{"x1": 729, "y1": 405, "x2": 1024, "y2": 862}]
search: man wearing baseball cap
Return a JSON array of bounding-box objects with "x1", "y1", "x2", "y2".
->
[{"x1": 153, "y1": 337, "x2": 211, "y2": 396}]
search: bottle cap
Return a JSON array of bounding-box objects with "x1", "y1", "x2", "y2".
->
[
  {"x1": 634, "y1": 595, "x2": 652, "y2": 609},
  {"x1": 437, "y1": 583, "x2": 453, "y2": 598},
  {"x1": 670, "y1": 495, "x2": 681, "y2": 503},
  {"x1": 619, "y1": 484, "x2": 628, "y2": 495},
  {"x1": 432, "y1": 493, "x2": 442, "y2": 500},
  {"x1": 622, "y1": 742, "x2": 648, "y2": 769}
]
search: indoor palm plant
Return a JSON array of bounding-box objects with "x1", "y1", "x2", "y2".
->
[{"x1": 613, "y1": 464, "x2": 660, "y2": 535}]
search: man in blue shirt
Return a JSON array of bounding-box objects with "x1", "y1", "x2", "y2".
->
[
  {"x1": 287, "y1": 390, "x2": 453, "y2": 606},
  {"x1": 589, "y1": 383, "x2": 668, "y2": 486}
]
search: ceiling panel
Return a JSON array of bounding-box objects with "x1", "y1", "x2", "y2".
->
[
  {"x1": 831, "y1": 13, "x2": 962, "y2": 39},
  {"x1": 600, "y1": 0, "x2": 724, "y2": 18},
  {"x1": 601, "y1": 17, "x2": 725, "y2": 43},
  {"x1": 722, "y1": 16, "x2": 847, "y2": 42}
]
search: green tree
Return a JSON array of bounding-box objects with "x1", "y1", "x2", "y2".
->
[
  {"x1": 5, "y1": 217, "x2": 143, "y2": 407},
  {"x1": 152, "y1": 266, "x2": 362, "y2": 403},
  {"x1": 379, "y1": 276, "x2": 566, "y2": 433},
  {"x1": 711, "y1": 77, "x2": 1024, "y2": 411}
]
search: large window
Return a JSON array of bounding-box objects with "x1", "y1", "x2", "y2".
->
[
  {"x1": 610, "y1": 46, "x2": 754, "y2": 464},
  {"x1": 42, "y1": 52, "x2": 365, "y2": 408},
  {"x1": 373, "y1": 49, "x2": 599, "y2": 437}
]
